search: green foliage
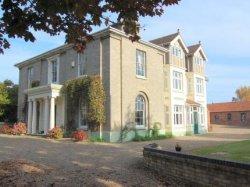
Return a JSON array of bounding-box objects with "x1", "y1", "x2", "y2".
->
[
  {"x1": 0, "y1": 80, "x2": 18, "y2": 122},
  {"x1": 47, "y1": 127, "x2": 63, "y2": 139},
  {"x1": 61, "y1": 76, "x2": 105, "y2": 131},
  {"x1": 89, "y1": 136, "x2": 105, "y2": 142},
  {"x1": 87, "y1": 76, "x2": 106, "y2": 125},
  {"x1": 31, "y1": 80, "x2": 40, "y2": 88},
  {"x1": 133, "y1": 133, "x2": 170, "y2": 142},
  {"x1": 193, "y1": 140, "x2": 250, "y2": 163}
]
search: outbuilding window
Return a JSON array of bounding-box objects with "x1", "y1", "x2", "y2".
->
[{"x1": 227, "y1": 113, "x2": 232, "y2": 121}]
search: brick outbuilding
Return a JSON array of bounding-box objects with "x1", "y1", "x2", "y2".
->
[{"x1": 208, "y1": 101, "x2": 250, "y2": 126}]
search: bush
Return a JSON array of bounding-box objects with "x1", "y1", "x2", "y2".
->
[
  {"x1": 13, "y1": 122, "x2": 27, "y2": 135},
  {"x1": 47, "y1": 127, "x2": 63, "y2": 139},
  {"x1": 89, "y1": 136, "x2": 104, "y2": 142},
  {"x1": 0, "y1": 123, "x2": 13, "y2": 134},
  {"x1": 72, "y1": 130, "x2": 88, "y2": 142}
]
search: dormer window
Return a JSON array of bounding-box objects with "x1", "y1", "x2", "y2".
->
[{"x1": 171, "y1": 46, "x2": 183, "y2": 59}]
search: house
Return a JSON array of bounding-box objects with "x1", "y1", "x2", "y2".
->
[
  {"x1": 208, "y1": 101, "x2": 250, "y2": 126},
  {"x1": 15, "y1": 26, "x2": 208, "y2": 142}
]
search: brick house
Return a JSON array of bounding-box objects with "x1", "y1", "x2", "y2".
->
[{"x1": 208, "y1": 101, "x2": 250, "y2": 126}]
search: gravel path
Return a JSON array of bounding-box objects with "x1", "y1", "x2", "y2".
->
[{"x1": 0, "y1": 124, "x2": 249, "y2": 186}]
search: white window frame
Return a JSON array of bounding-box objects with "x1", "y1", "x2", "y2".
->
[
  {"x1": 47, "y1": 55, "x2": 60, "y2": 84},
  {"x1": 196, "y1": 77, "x2": 204, "y2": 94},
  {"x1": 136, "y1": 49, "x2": 146, "y2": 78},
  {"x1": 199, "y1": 107, "x2": 205, "y2": 124},
  {"x1": 135, "y1": 95, "x2": 146, "y2": 128},
  {"x1": 79, "y1": 99, "x2": 88, "y2": 130},
  {"x1": 174, "y1": 105, "x2": 183, "y2": 125},
  {"x1": 173, "y1": 71, "x2": 183, "y2": 91},
  {"x1": 27, "y1": 66, "x2": 34, "y2": 88},
  {"x1": 78, "y1": 53, "x2": 86, "y2": 76}
]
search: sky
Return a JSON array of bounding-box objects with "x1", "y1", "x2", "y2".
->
[{"x1": 0, "y1": 0, "x2": 249, "y2": 103}]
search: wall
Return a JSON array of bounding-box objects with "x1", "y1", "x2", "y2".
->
[
  {"x1": 210, "y1": 111, "x2": 250, "y2": 126},
  {"x1": 107, "y1": 33, "x2": 166, "y2": 142},
  {"x1": 143, "y1": 144, "x2": 250, "y2": 186}
]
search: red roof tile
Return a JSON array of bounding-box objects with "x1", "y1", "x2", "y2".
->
[{"x1": 208, "y1": 101, "x2": 250, "y2": 113}]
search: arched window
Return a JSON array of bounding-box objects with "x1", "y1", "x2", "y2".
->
[{"x1": 135, "y1": 95, "x2": 146, "y2": 126}]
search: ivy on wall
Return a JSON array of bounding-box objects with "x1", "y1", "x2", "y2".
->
[{"x1": 61, "y1": 75, "x2": 105, "y2": 131}]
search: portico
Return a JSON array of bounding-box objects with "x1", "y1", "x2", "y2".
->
[{"x1": 26, "y1": 84, "x2": 64, "y2": 135}]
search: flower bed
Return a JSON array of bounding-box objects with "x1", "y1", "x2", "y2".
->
[
  {"x1": 0, "y1": 122, "x2": 27, "y2": 135},
  {"x1": 72, "y1": 130, "x2": 88, "y2": 142},
  {"x1": 47, "y1": 127, "x2": 63, "y2": 139}
]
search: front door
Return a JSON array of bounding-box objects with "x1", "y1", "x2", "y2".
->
[{"x1": 193, "y1": 111, "x2": 199, "y2": 134}]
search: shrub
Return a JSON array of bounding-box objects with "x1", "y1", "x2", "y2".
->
[
  {"x1": 72, "y1": 130, "x2": 88, "y2": 142},
  {"x1": 13, "y1": 122, "x2": 27, "y2": 135},
  {"x1": 47, "y1": 127, "x2": 63, "y2": 139},
  {"x1": 89, "y1": 136, "x2": 104, "y2": 142},
  {"x1": 0, "y1": 123, "x2": 13, "y2": 134}
]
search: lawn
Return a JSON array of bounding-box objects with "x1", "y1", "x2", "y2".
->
[{"x1": 193, "y1": 140, "x2": 250, "y2": 163}]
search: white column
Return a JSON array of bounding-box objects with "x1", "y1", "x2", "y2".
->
[
  {"x1": 39, "y1": 100, "x2": 43, "y2": 133},
  {"x1": 27, "y1": 100, "x2": 33, "y2": 134},
  {"x1": 49, "y1": 97, "x2": 55, "y2": 130},
  {"x1": 44, "y1": 97, "x2": 49, "y2": 134},
  {"x1": 31, "y1": 99, "x2": 37, "y2": 134}
]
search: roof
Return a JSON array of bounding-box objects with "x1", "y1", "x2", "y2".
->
[
  {"x1": 187, "y1": 43, "x2": 208, "y2": 61},
  {"x1": 15, "y1": 27, "x2": 169, "y2": 68},
  {"x1": 150, "y1": 32, "x2": 179, "y2": 45},
  {"x1": 188, "y1": 44, "x2": 201, "y2": 54},
  {"x1": 208, "y1": 101, "x2": 250, "y2": 113},
  {"x1": 186, "y1": 99, "x2": 201, "y2": 106}
]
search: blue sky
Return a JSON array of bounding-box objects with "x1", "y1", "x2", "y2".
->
[{"x1": 0, "y1": 0, "x2": 249, "y2": 103}]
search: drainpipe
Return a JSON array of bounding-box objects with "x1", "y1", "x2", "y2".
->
[{"x1": 120, "y1": 38, "x2": 123, "y2": 142}]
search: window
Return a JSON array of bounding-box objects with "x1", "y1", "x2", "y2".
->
[
  {"x1": 27, "y1": 67, "x2": 34, "y2": 88},
  {"x1": 135, "y1": 95, "x2": 146, "y2": 127},
  {"x1": 174, "y1": 105, "x2": 183, "y2": 125},
  {"x1": 241, "y1": 113, "x2": 246, "y2": 123},
  {"x1": 136, "y1": 50, "x2": 146, "y2": 77},
  {"x1": 172, "y1": 46, "x2": 183, "y2": 59},
  {"x1": 227, "y1": 113, "x2": 232, "y2": 121},
  {"x1": 173, "y1": 71, "x2": 183, "y2": 91},
  {"x1": 79, "y1": 100, "x2": 88, "y2": 129},
  {"x1": 48, "y1": 57, "x2": 59, "y2": 84},
  {"x1": 78, "y1": 53, "x2": 86, "y2": 76},
  {"x1": 214, "y1": 114, "x2": 219, "y2": 122},
  {"x1": 194, "y1": 57, "x2": 203, "y2": 72},
  {"x1": 196, "y1": 78, "x2": 204, "y2": 94}
]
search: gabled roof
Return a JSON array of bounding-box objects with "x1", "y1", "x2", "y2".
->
[
  {"x1": 208, "y1": 101, "x2": 250, "y2": 113},
  {"x1": 150, "y1": 32, "x2": 179, "y2": 45},
  {"x1": 188, "y1": 43, "x2": 208, "y2": 61},
  {"x1": 150, "y1": 31, "x2": 189, "y2": 53}
]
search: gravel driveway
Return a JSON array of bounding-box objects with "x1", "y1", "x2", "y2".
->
[{"x1": 0, "y1": 124, "x2": 249, "y2": 186}]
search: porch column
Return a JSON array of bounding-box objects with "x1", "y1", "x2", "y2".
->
[
  {"x1": 31, "y1": 99, "x2": 37, "y2": 134},
  {"x1": 44, "y1": 97, "x2": 49, "y2": 134},
  {"x1": 27, "y1": 100, "x2": 33, "y2": 134},
  {"x1": 49, "y1": 97, "x2": 55, "y2": 130}
]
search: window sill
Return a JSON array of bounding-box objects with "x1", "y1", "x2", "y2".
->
[
  {"x1": 78, "y1": 126, "x2": 88, "y2": 130},
  {"x1": 135, "y1": 126, "x2": 147, "y2": 130},
  {"x1": 173, "y1": 89, "x2": 184, "y2": 93},
  {"x1": 136, "y1": 75, "x2": 147, "y2": 80}
]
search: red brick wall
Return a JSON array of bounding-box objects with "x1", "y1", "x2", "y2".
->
[{"x1": 210, "y1": 111, "x2": 250, "y2": 126}]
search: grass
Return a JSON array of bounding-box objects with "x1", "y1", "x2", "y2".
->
[
  {"x1": 193, "y1": 140, "x2": 250, "y2": 163},
  {"x1": 133, "y1": 132, "x2": 172, "y2": 142}
]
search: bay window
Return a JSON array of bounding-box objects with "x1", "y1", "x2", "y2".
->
[{"x1": 173, "y1": 71, "x2": 183, "y2": 91}]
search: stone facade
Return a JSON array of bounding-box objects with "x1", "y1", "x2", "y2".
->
[
  {"x1": 15, "y1": 26, "x2": 208, "y2": 142},
  {"x1": 143, "y1": 144, "x2": 250, "y2": 186}
]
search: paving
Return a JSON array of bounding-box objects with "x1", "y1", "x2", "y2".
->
[{"x1": 0, "y1": 124, "x2": 249, "y2": 186}]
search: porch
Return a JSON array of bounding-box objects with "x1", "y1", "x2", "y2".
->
[{"x1": 26, "y1": 84, "x2": 65, "y2": 135}]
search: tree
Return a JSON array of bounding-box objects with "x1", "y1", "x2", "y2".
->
[
  {"x1": 0, "y1": 80, "x2": 18, "y2": 122},
  {"x1": 0, "y1": 82, "x2": 10, "y2": 118},
  {"x1": 235, "y1": 86, "x2": 250, "y2": 101},
  {"x1": 0, "y1": 0, "x2": 180, "y2": 53}
]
